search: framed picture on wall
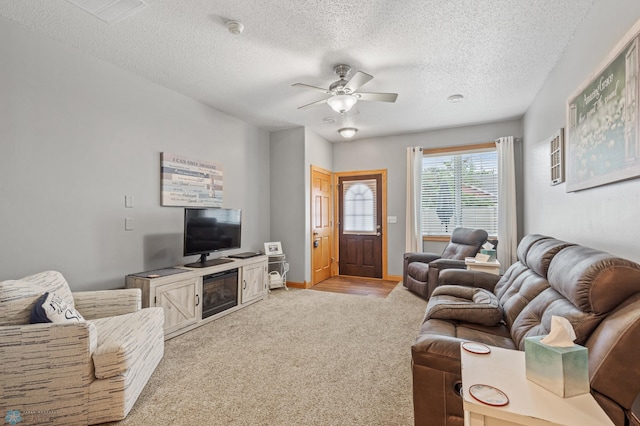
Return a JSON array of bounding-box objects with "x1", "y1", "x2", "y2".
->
[
  {"x1": 264, "y1": 241, "x2": 283, "y2": 255},
  {"x1": 160, "y1": 152, "x2": 224, "y2": 207},
  {"x1": 565, "y1": 18, "x2": 640, "y2": 192}
]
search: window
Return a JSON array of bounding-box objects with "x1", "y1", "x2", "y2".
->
[
  {"x1": 342, "y1": 179, "x2": 377, "y2": 234},
  {"x1": 421, "y1": 143, "x2": 498, "y2": 238}
]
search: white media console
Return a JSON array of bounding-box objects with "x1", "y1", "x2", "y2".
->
[{"x1": 126, "y1": 255, "x2": 268, "y2": 339}]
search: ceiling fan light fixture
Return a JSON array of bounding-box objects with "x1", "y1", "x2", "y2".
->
[
  {"x1": 327, "y1": 94, "x2": 357, "y2": 113},
  {"x1": 338, "y1": 128, "x2": 358, "y2": 139}
]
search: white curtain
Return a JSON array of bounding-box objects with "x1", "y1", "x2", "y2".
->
[
  {"x1": 496, "y1": 136, "x2": 517, "y2": 270},
  {"x1": 406, "y1": 146, "x2": 423, "y2": 253}
]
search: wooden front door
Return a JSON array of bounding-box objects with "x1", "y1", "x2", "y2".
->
[
  {"x1": 338, "y1": 173, "x2": 383, "y2": 278},
  {"x1": 311, "y1": 166, "x2": 333, "y2": 284}
]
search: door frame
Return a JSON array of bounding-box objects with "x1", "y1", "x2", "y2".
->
[{"x1": 333, "y1": 169, "x2": 388, "y2": 280}]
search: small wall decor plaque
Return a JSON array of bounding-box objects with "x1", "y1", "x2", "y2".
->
[{"x1": 550, "y1": 128, "x2": 565, "y2": 186}]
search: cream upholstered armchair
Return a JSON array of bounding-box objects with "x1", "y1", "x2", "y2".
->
[{"x1": 0, "y1": 271, "x2": 164, "y2": 425}]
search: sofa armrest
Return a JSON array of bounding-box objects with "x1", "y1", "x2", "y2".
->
[
  {"x1": 412, "y1": 331, "x2": 464, "y2": 374},
  {"x1": 424, "y1": 259, "x2": 469, "y2": 300},
  {"x1": 73, "y1": 288, "x2": 141, "y2": 320},
  {"x1": 404, "y1": 252, "x2": 441, "y2": 264},
  {"x1": 91, "y1": 307, "x2": 164, "y2": 380},
  {"x1": 428, "y1": 258, "x2": 467, "y2": 270},
  {"x1": 438, "y1": 269, "x2": 501, "y2": 292},
  {"x1": 0, "y1": 322, "x2": 97, "y2": 423}
]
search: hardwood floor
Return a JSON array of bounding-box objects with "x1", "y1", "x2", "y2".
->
[{"x1": 311, "y1": 275, "x2": 399, "y2": 298}]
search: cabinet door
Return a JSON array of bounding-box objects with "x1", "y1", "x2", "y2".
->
[
  {"x1": 241, "y1": 262, "x2": 266, "y2": 304},
  {"x1": 154, "y1": 277, "x2": 200, "y2": 335}
]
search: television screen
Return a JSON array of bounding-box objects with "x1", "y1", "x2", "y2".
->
[{"x1": 183, "y1": 208, "x2": 242, "y2": 258}]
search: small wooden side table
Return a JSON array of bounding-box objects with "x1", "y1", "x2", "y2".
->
[
  {"x1": 461, "y1": 344, "x2": 613, "y2": 425},
  {"x1": 465, "y1": 258, "x2": 500, "y2": 275}
]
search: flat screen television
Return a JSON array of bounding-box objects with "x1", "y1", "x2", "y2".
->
[{"x1": 183, "y1": 208, "x2": 242, "y2": 268}]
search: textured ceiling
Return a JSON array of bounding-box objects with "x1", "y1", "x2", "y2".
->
[{"x1": 0, "y1": 0, "x2": 598, "y2": 142}]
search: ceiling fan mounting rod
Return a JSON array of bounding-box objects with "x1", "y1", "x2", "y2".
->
[{"x1": 333, "y1": 64, "x2": 352, "y2": 79}]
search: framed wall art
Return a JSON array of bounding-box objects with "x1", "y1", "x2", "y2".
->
[
  {"x1": 264, "y1": 241, "x2": 283, "y2": 255},
  {"x1": 160, "y1": 152, "x2": 223, "y2": 207},
  {"x1": 566, "y1": 18, "x2": 640, "y2": 192}
]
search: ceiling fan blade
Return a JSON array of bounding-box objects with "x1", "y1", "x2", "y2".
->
[
  {"x1": 292, "y1": 83, "x2": 331, "y2": 94},
  {"x1": 344, "y1": 71, "x2": 373, "y2": 93},
  {"x1": 356, "y1": 92, "x2": 398, "y2": 103},
  {"x1": 297, "y1": 98, "x2": 329, "y2": 110}
]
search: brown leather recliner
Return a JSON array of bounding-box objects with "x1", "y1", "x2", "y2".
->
[
  {"x1": 411, "y1": 234, "x2": 640, "y2": 426},
  {"x1": 403, "y1": 228, "x2": 488, "y2": 299}
]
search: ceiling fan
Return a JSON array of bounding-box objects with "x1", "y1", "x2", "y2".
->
[{"x1": 293, "y1": 64, "x2": 398, "y2": 113}]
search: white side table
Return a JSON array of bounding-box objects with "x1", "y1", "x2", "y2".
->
[
  {"x1": 461, "y1": 344, "x2": 613, "y2": 425},
  {"x1": 465, "y1": 258, "x2": 500, "y2": 275}
]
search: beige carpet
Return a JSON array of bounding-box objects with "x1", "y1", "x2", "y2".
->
[{"x1": 108, "y1": 283, "x2": 427, "y2": 426}]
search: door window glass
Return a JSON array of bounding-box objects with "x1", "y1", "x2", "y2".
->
[{"x1": 342, "y1": 179, "x2": 377, "y2": 234}]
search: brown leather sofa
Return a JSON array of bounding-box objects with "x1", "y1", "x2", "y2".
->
[
  {"x1": 403, "y1": 228, "x2": 488, "y2": 299},
  {"x1": 411, "y1": 234, "x2": 640, "y2": 426}
]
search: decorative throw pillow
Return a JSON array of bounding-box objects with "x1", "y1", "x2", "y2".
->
[
  {"x1": 425, "y1": 285, "x2": 503, "y2": 326},
  {"x1": 30, "y1": 292, "x2": 85, "y2": 324}
]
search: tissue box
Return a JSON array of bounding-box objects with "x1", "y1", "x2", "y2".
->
[
  {"x1": 524, "y1": 336, "x2": 589, "y2": 397},
  {"x1": 480, "y1": 249, "x2": 496, "y2": 261}
]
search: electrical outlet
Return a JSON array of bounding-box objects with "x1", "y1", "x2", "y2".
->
[
  {"x1": 125, "y1": 195, "x2": 134, "y2": 208},
  {"x1": 125, "y1": 218, "x2": 134, "y2": 231}
]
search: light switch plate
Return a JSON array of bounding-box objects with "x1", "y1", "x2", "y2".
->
[
  {"x1": 125, "y1": 195, "x2": 134, "y2": 208},
  {"x1": 387, "y1": 216, "x2": 397, "y2": 223}
]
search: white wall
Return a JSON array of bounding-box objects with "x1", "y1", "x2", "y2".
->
[
  {"x1": 0, "y1": 17, "x2": 271, "y2": 290},
  {"x1": 269, "y1": 128, "x2": 306, "y2": 282},
  {"x1": 269, "y1": 127, "x2": 333, "y2": 284},
  {"x1": 523, "y1": 0, "x2": 640, "y2": 262},
  {"x1": 304, "y1": 128, "x2": 333, "y2": 282},
  {"x1": 333, "y1": 119, "x2": 523, "y2": 276}
]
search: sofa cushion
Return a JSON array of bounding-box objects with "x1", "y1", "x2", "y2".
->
[
  {"x1": 91, "y1": 308, "x2": 165, "y2": 380},
  {"x1": 523, "y1": 238, "x2": 573, "y2": 278},
  {"x1": 19, "y1": 271, "x2": 75, "y2": 308},
  {"x1": 494, "y1": 264, "x2": 551, "y2": 330},
  {"x1": 509, "y1": 288, "x2": 603, "y2": 349},
  {"x1": 30, "y1": 292, "x2": 85, "y2": 324},
  {"x1": 515, "y1": 234, "x2": 551, "y2": 264},
  {"x1": 547, "y1": 246, "x2": 640, "y2": 315},
  {"x1": 441, "y1": 228, "x2": 488, "y2": 259},
  {"x1": 0, "y1": 280, "x2": 47, "y2": 325},
  {"x1": 425, "y1": 285, "x2": 503, "y2": 326}
]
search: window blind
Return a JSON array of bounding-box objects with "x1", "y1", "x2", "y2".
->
[{"x1": 421, "y1": 147, "x2": 498, "y2": 236}]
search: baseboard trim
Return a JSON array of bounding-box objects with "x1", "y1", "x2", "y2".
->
[
  {"x1": 286, "y1": 281, "x2": 311, "y2": 289},
  {"x1": 385, "y1": 274, "x2": 402, "y2": 282}
]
